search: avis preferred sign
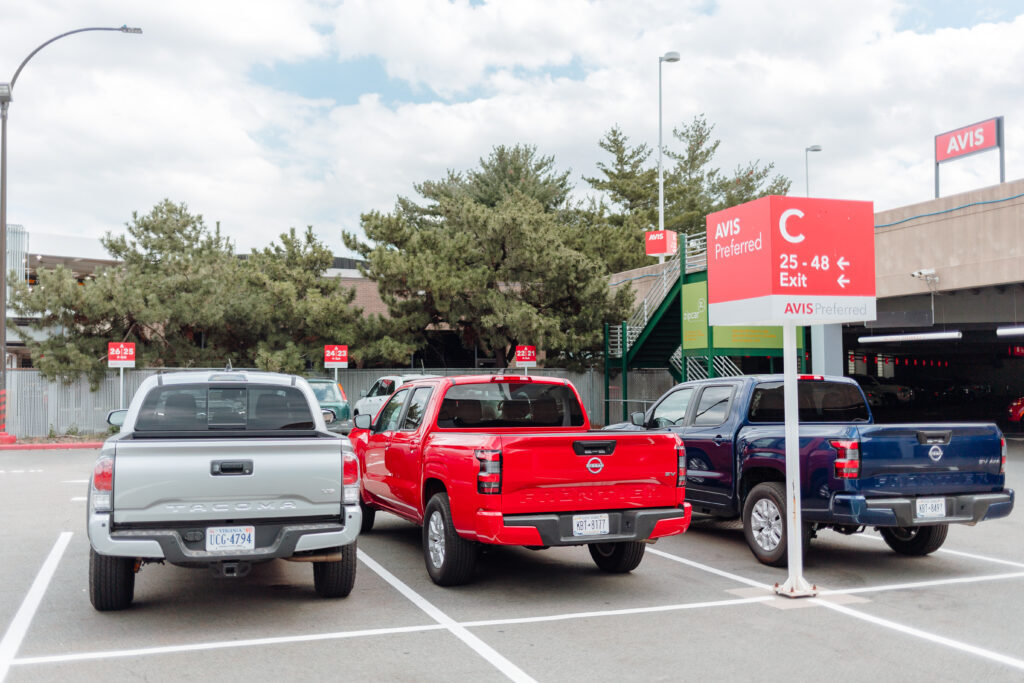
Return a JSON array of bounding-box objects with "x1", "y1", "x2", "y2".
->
[
  {"x1": 324, "y1": 345, "x2": 348, "y2": 369},
  {"x1": 107, "y1": 342, "x2": 136, "y2": 368},
  {"x1": 706, "y1": 196, "x2": 875, "y2": 326}
]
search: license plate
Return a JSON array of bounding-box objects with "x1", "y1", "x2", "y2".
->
[
  {"x1": 206, "y1": 525, "x2": 255, "y2": 551},
  {"x1": 915, "y1": 498, "x2": 946, "y2": 519},
  {"x1": 572, "y1": 513, "x2": 609, "y2": 537}
]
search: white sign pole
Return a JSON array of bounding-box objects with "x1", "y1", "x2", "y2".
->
[
  {"x1": 119, "y1": 367, "x2": 125, "y2": 410},
  {"x1": 334, "y1": 367, "x2": 338, "y2": 384},
  {"x1": 778, "y1": 320, "x2": 815, "y2": 596}
]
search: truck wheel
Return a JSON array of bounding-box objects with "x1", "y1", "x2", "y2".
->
[
  {"x1": 313, "y1": 541, "x2": 357, "y2": 598},
  {"x1": 89, "y1": 548, "x2": 135, "y2": 611},
  {"x1": 588, "y1": 541, "x2": 646, "y2": 573},
  {"x1": 360, "y1": 500, "x2": 376, "y2": 533},
  {"x1": 423, "y1": 493, "x2": 477, "y2": 586},
  {"x1": 742, "y1": 482, "x2": 811, "y2": 567},
  {"x1": 880, "y1": 524, "x2": 948, "y2": 556}
]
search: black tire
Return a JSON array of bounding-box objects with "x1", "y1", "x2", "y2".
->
[
  {"x1": 587, "y1": 541, "x2": 646, "y2": 573},
  {"x1": 359, "y1": 500, "x2": 376, "y2": 533},
  {"x1": 423, "y1": 493, "x2": 477, "y2": 586},
  {"x1": 880, "y1": 524, "x2": 949, "y2": 556},
  {"x1": 313, "y1": 541, "x2": 357, "y2": 598},
  {"x1": 742, "y1": 481, "x2": 811, "y2": 567},
  {"x1": 89, "y1": 548, "x2": 135, "y2": 611}
]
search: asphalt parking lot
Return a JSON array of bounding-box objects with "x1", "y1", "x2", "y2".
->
[{"x1": 1, "y1": 444, "x2": 1022, "y2": 682}]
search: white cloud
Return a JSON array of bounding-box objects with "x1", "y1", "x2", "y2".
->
[{"x1": 1, "y1": 0, "x2": 1022, "y2": 259}]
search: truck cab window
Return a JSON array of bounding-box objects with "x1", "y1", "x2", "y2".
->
[
  {"x1": 402, "y1": 388, "x2": 432, "y2": 430},
  {"x1": 692, "y1": 386, "x2": 734, "y2": 427},
  {"x1": 376, "y1": 389, "x2": 410, "y2": 432},
  {"x1": 651, "y1": 388, "x2": 694, "y2": 427}
]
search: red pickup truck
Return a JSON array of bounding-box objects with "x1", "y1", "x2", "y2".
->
[{"x1": 349, "y1": 374, "x2": 691, "y2": 585}]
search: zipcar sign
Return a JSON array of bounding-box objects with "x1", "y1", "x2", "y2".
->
[
  {"x1": 936, "y1": 117, "x2": 999, "y2": 163},
  {"x1": 706, "y1": 196, "x2": 876, "y2": 326},
  {"x1": 107, "y1": 342, "x2": 136, "y2": 368}
]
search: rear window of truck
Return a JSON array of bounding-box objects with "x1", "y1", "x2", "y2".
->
[
  {"x1": 437, "y1": 382, "x2": 585, "y2": 428},
  {"x1": 748, "y1": 381, "x2": 869, "y2": 423},
  {"x1": 134, "y1": 384, "x2": 315, "y2": 431}
]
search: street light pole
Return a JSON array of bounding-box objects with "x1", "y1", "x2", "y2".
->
[
  {"x1": 0, "y1": 25, "x2": 141, "y2": 443},
  {"x1": 658, "y1": 51, "x2": 679, "y2": 264},
  {"x1": 804, "y1": 144, "x2": 822, "y2": 197}
]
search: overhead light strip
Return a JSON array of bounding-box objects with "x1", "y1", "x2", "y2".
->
[
  {"x1": 858, "y1": 331, "x2": 962, "y2": 343},
  {"x1": 996, "y1": 326, "x2": 1024, "y2": 337}
]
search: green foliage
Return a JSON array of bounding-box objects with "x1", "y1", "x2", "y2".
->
[
  {"x1": 10, "y1": 200, "x2": 364, "y2": 385},
  {"x1": 344, "y1": 145, "x2": 632, "y2": 368}
]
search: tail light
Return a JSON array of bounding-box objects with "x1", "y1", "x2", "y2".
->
[
  {"x1": 1000, "y1": 437, "x2": 1006, "y2": 475},
  {"x1": 475, "y1": 449, "x2": 502, "y2": 494},
  {"x1": 831, "y1": 440, "x2": 860, "y2": 479},
  {"x1": 342, "y1": 451, "x2": 359, "y2": 504},
  {"x1": 675, "y1": 436, "x2": 687, "y2": 487},
  {"x1": 91, "y1": 456, "x2": 114, "y2": 512},
  {"x1": 337, "y1": 384, "x2": 347, "y2": 402}
]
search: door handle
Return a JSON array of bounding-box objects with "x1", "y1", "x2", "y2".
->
[{"x1": 713, "y1": 435, "x2": 726, "y2": 446}]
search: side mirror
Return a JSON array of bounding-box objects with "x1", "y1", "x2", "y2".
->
[
  {"x1": 353, "y1": 414, "x2": 372, "y2": 430},
  {"x1": 629, "y1": 411, "x2": 646, "y2": 427},
  {"x1": 321, "y1": 408, "x2": 336, "y2": 424},
  {"x1": 107, "y1": 409, "x2": 128, "y2": 428}
]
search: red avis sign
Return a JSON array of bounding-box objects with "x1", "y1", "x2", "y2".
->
[
  {"x1": 706, "y1": 196, "x2": 876, "y2": 325},
  {"x1": 107, "y1": 342, "x2": 136, "y2": 368},
  {"x1": 324, "y1": 345, "x2": 348, "y2": 369},
  {"x1": 645, "y1": 230, "x2": 678, "y2": 256},
  {"x1": 515, "y1": 345, "x2": 537, "y2": 368},
  {"x1": 935, "y1": 117, "x2": 999, "y2": 163}
]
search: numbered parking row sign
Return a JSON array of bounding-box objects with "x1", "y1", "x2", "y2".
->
[
  {"x1": 325, "y1": 345, "x2": 348, "y2": 369},
  {"x1": 107, "y1": 342, "x2": 136, "y2": 368}
]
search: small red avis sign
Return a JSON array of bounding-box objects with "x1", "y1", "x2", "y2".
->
[
  {"x1": 107, "y1": 342, "x2": 136, "y2": 368},
  {"x1": 936, "y1": 117, "x2": 999, "y2": 163},
  {"x1": 324, "y1": 345, "x2": 348, "y2": 368},
  {"x1": 515, "y1": 345, "x2": 537, "y2": 368},
  {"x1": 645, "y1": 230, "x2": 678, "y2": 256},
  {"x1": 706, "y1": 196, "x2": 876, "y2": 325}
]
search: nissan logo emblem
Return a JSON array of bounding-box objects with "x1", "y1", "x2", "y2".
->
[
  {"x1": 928, "y1": 445, "x2": 943, "y2": 462},
  {"x1": 586, "y1": 457, "x2": 604, "y2": 474}
]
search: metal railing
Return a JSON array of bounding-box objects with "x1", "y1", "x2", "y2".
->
[{"x1": 682, "y1": 354, "x2": 743, "y2": 380}]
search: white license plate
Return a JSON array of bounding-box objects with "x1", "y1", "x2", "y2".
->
[
  {"x1": 206, "y1": 525, "x2": 255, "y2": 551},
  {"x1": 915, "y1": 498, "x2": 946, "y2": 519},
  {"x1": 572, "y1": 513, "x2": 609, "y2": 537}
]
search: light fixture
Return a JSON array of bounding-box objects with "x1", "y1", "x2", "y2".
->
[
  {"x1": 858, "y1": 331, "x2": 962, "y2": 343},
  {"x1": 996, "y1": 326, "x2": 1024, "y2": 337},
  {"x1": 0, "y1": 83, "x2": 10, "y2": 103},
  {"x1": 661, "y1": 51, "x2": 680, "y2": 63}
]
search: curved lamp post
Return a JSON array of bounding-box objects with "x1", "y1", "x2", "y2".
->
[
  {"x1": 657, "y1": 51, "x2": 680, "y2": 264},
  {"x1": 0, "y1": 25, "x2": 142, "y2": 442}
]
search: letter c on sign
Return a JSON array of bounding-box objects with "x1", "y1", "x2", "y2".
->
[{"x1": 779, "y1": 208, "x2": 805, "y2": 244}]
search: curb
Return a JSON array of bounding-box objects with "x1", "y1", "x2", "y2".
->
[{"x1": 0, "y1": 442, "x2": 104, "y2": 451}]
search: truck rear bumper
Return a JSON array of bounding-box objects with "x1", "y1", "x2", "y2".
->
[
  {"x1": 824, "y1": 489, "x2": 1014, "y2": 527},
  {"x1": 88, "y1": 505, "x2": 362, "y2": 561},
  {"x1": 475, "y1": 504, "x2": 692, "y2": 546}
]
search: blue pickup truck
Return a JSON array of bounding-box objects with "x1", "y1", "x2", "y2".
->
[{"x1": 610, "y1": 374, "x2": 1014, "y2": 566}]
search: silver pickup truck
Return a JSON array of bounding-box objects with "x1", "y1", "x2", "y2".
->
[{"x1": 87, "y1": 370, "x2": 362, "y2": 610}]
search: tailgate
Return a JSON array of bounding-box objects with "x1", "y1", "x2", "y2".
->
[
  {"x1": 855, "y1": 423, "x2": 1005, "y2": 496},
  {"x1": 112, "y1": 437, "x2": 342, "y2": 524},
  {"x1": 499, "y1": 432, "x2": 679, "y2": 514}
]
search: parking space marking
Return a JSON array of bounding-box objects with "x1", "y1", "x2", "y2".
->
[
  {"x1": 0, "y1": 532, "x2": 72, "y2": 682},
  {"x1": 358, "y1": 549, "x2": 536, "y2": 683},
  {"x1": 851, "y1": 533, "x2": 1024, "y2": 569},
  {"x1": 460, "y1": 595, "x2": 774, "y2": 628},
  {"x1": 821, "y1": 571, "x2": 1024, "y2": 596},
  {"x1": 61, "y1": 480, "x2": 88, "y2": 484},
  {"x1": 816, "y1": 600, "x2": 1024, "y2": 672},
  {"x1": 70, "y1": 497, "x2": 86, "y2": 502},
  {"x1": 646, "y1": 547, "x2": 771, "y2": 589},
  {"x1": 12, "y1": 624, "x2": 446, "y2": 667}
]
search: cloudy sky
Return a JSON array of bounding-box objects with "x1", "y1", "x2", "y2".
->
[{"x1": 3, "y1": 0, "x2": 1022, "y2": 258}]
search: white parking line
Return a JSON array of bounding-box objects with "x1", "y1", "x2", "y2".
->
[
  {"x1": 821, "y1": 571, "x2": 1024, "y2": 596},
  {"x1": 0, "y1": 532, "x2": 72, "y2": 682},
  {"x1": 460, "y1": 595, "x2": 774, "y2": 628},
  {"x1": 70, "y1": 497, "x2": 86, "y2": 502},
  {"x1": 816, "y1": 600, "x2": 1024, "y2": 672},
  {"x1": 851, "y1": 533, "x2": 1024, "y2": 569},
  {"x1": 357, "y1": 549, "x2": 536, "y2": 683},
  {"x1": 646, "y1": 547, "x2": 771, "y2": 589},
  {"x1": 61, "y1": 480, "x2": 88, "y2": 484},
  {"x1": 13, "y1": 624, "x2": 446, "y2": 666}
]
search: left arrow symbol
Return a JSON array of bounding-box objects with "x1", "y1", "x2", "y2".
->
[
  {"x1": 837, "y1": 275, "x2": 850, "y2": 288},
  {"x1": 837, "y1": 257, "x2": 850, "y2": 270}
]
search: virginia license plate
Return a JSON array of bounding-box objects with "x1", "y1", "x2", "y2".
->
[
  {"x1": 206, "y1": 525, "x2": 255, "y2": 551},
  {"x1": 572, "y1": 513, "x2": 609, "y2": 537},
  {"x1": 915, "y1": 498, "x2": 946, "y2": 519}
]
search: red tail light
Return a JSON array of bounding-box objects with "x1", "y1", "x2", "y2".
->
[
  {"x1": 1000, "y1": 437, "x2": 1006, "y2": 475},
  {"x1": 337, "y1": 383, "x2": 347, "y2": 402},
  {"x1": 831, "y1": 440, "x2": 860, "y2": 479},
  {"x1": 799, "y1": 375, "x2": 824, "y2": 381},
  {"x1": 675, "y1": 436, "x2": 687, "y2": 487},
  {"x1": 93, "y1": 457, "x2": 114, "y2": 491},
  {"x1": 343, "y1": 452, "x2": 358, "y2": 485},
  {"x1": 475, "y1": 449, "x2": 502, "y2": 494}
]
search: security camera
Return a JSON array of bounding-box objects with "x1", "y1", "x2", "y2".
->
[{"x1": 911, "y1": 268, "x2": 936, "y2": 279}]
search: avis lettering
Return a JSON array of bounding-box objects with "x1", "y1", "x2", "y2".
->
[
  {"x1": 945, "y1": 126, "x2": 985, "y2": 155},
  {"x1": 783, "y1": 302, "x2": 814, "y2": 314}
]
